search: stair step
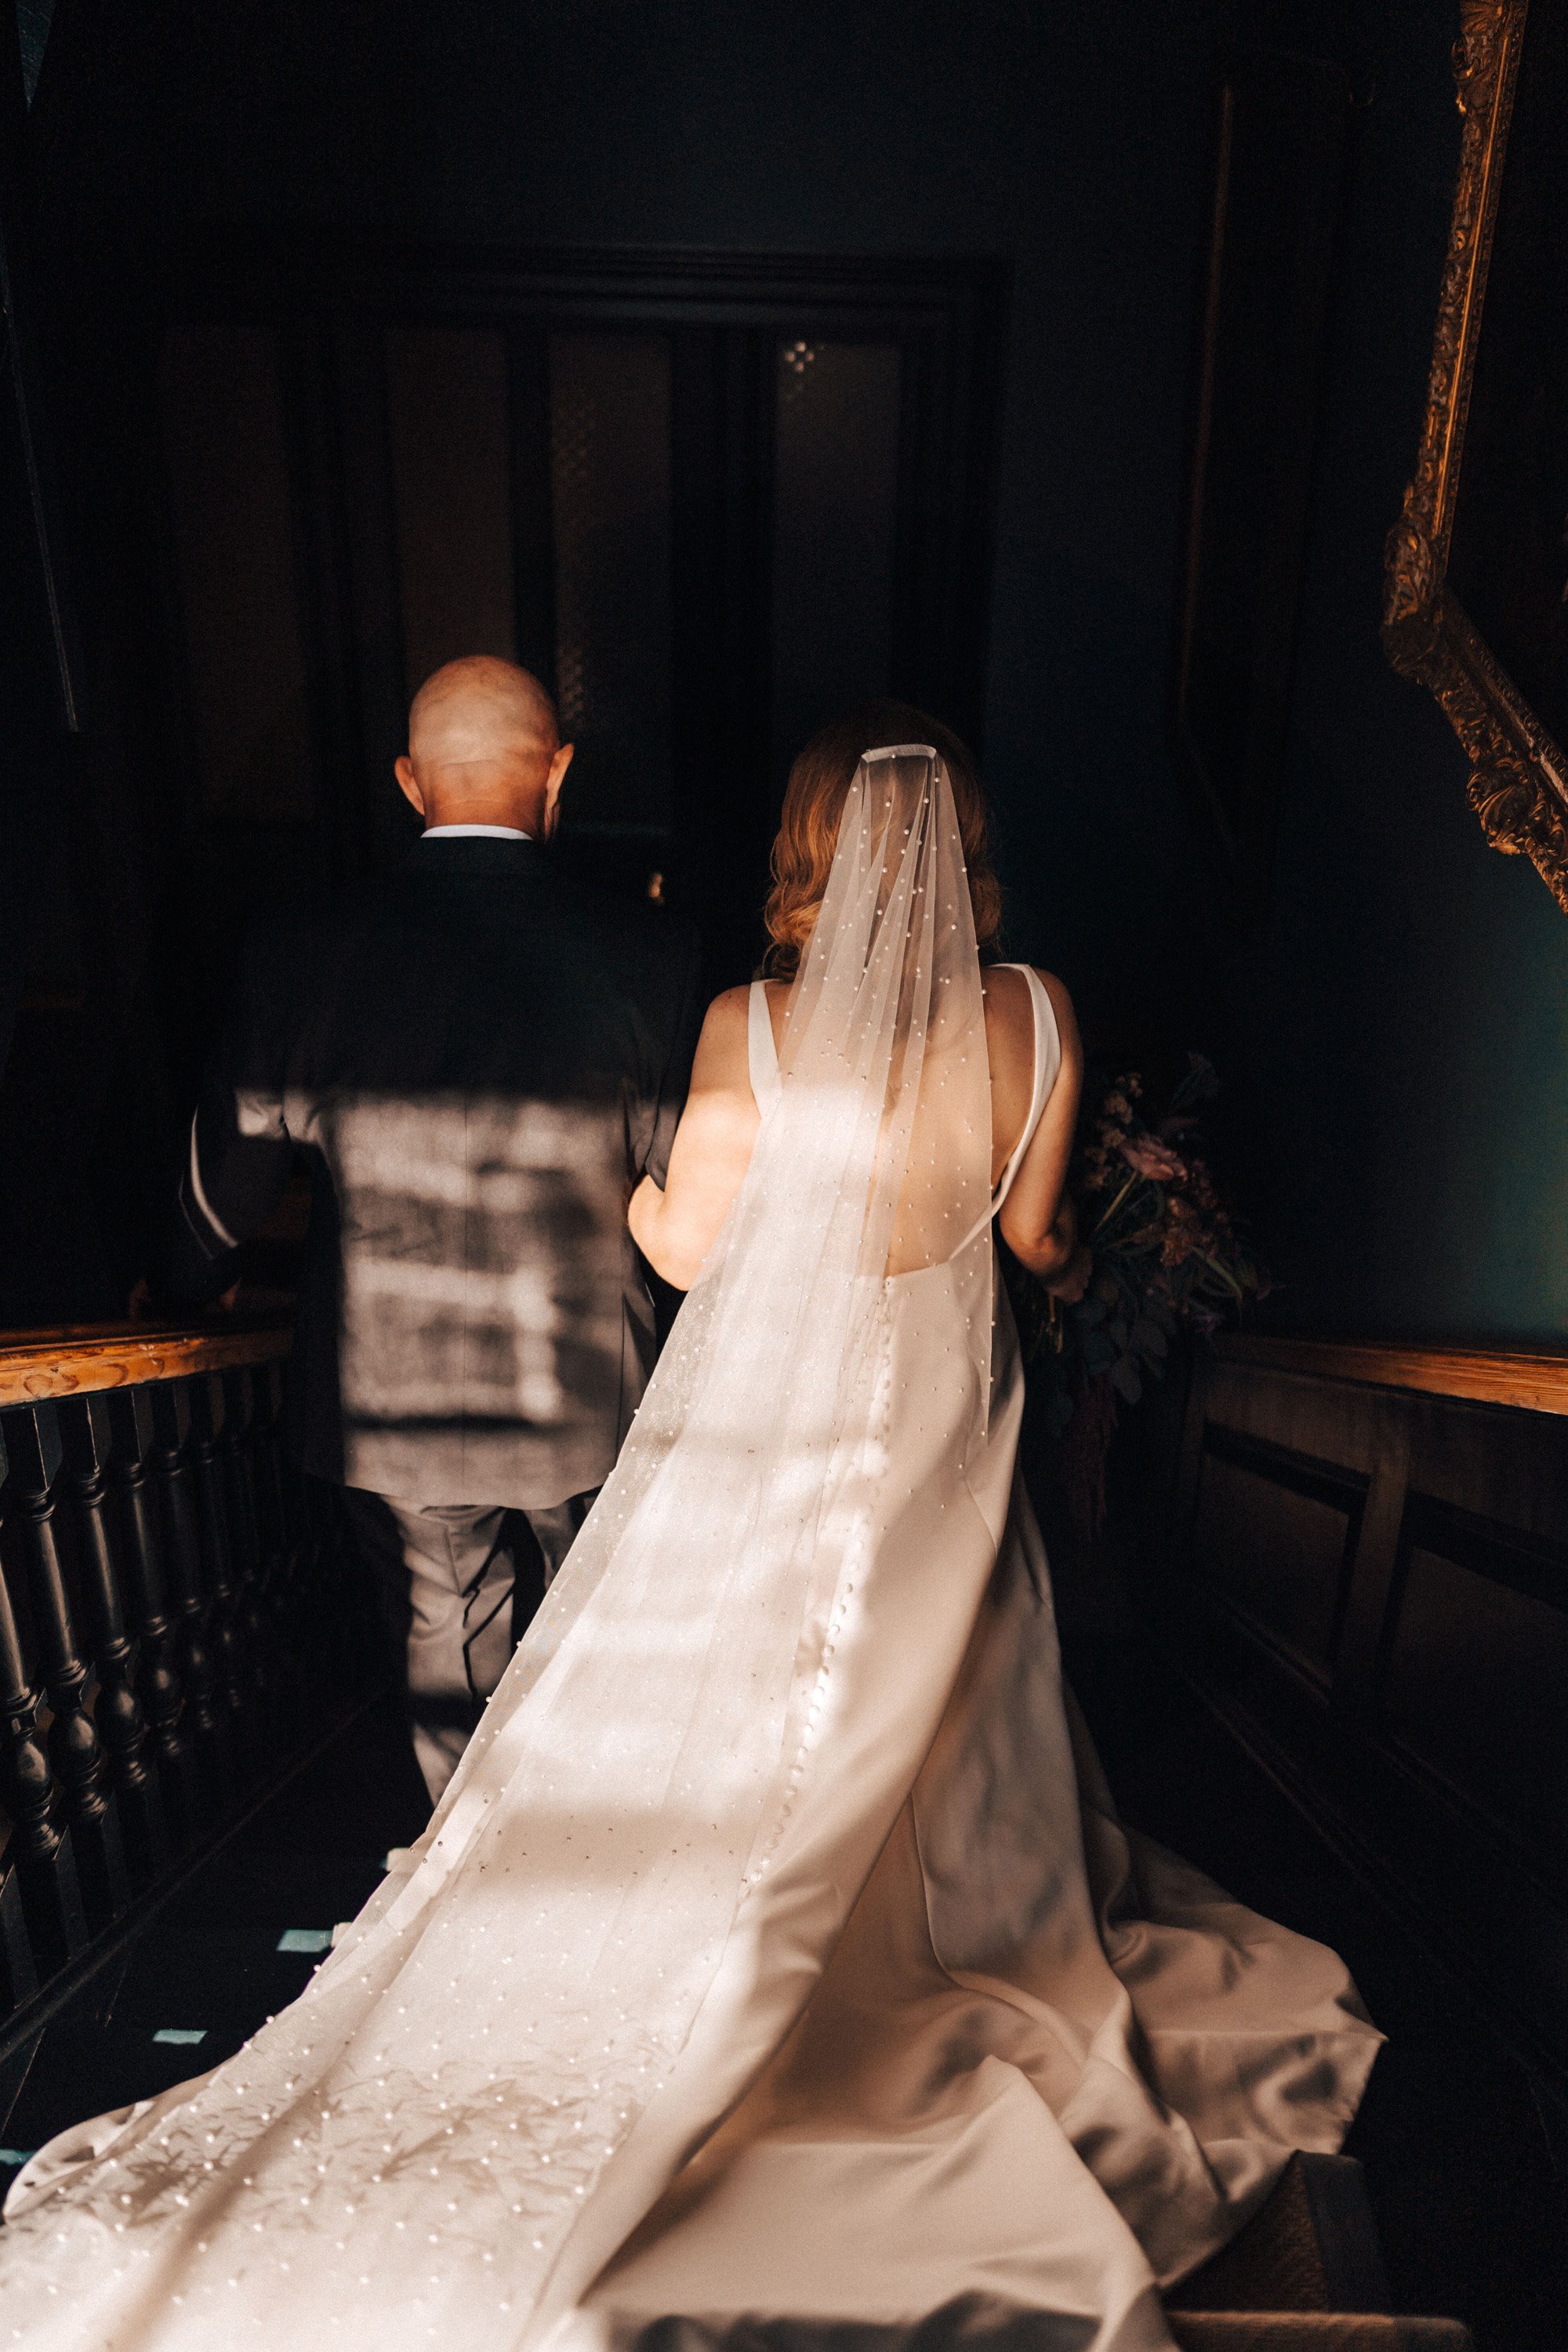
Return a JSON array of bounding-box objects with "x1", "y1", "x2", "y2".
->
[
  {"x1": 1163, "y1": 2155, "x2": 1472, "y2": 2349},
  {"x1": 1169, "y1": 2321, "x2": 1472, "y2": 2350},
  {"x1": 1170, "y1": 2156, "x2": 1389, "y2": 2316}
]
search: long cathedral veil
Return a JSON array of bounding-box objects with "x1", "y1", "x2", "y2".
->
[{"x1": 0, "y1": 750, "x2": 995, "y2": 2349}]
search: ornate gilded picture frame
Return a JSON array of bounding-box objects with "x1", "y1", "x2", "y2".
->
[{"x1": 1383, "y1": 0, "x2": 1568, "y2": 912}]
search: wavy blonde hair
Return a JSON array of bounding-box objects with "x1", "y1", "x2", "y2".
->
[{"x1": 762, "y1": 704, "x2": 1002, "y2": 978}]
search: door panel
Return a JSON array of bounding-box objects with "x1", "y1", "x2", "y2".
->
[
  {"x1": 385, "y1": 325, "x2": 517, "y2": 691},
  {"x1": 548, "y1": 331, "x2": 674, "y2": 833},
  {"x1": 771, "y1": 338, "x2": 902, "y2": 781}
]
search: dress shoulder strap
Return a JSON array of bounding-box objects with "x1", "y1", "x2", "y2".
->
[
  {"x1": 990, "y1": 965, "x2": 1062, "y2": 1218},
  {"x1": 748, "y1": 980, "x2": 783, "y2": 1114}
]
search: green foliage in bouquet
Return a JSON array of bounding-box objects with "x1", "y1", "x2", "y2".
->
[{"x1": 1013, "y1": 1054, "x2": 1271, "y2": 1454}]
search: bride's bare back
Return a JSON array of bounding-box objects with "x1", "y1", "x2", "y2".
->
[{"x1": 630, "y1": 962, "x2": 1086, "y2": 1293}]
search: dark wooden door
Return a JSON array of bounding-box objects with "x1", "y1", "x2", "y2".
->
[{"x1": 152, "y1": 242, "x2": 1006, "y2": 989}]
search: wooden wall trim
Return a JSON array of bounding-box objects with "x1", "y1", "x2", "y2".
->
[
  {"x1": 1215, "y1": 1334, "x2": 1568, "y2": 1418},
  {"x1": 0, "y1": 1321, "x2": 293, "y2": 1406},
  {"x1": 1171, "y1": 1335, "x2": 1568, "y2": 2090}
]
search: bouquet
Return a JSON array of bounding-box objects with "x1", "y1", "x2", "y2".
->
[{"x1": 1011, "y1": 1053, "x2": 1269, "y2": 1537}]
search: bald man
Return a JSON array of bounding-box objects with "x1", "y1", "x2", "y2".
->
[{"x1": 171, "y1": 659, "x2": 702, "y2": 1801}]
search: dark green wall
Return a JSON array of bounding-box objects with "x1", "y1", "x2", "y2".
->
[{"x1": 1197, "y1": 5, "x2": 1568, "y2": 1342}]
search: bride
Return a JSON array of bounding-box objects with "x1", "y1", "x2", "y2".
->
[{"x1": 1, "y1": 713, "x2": 1380, "y2": 2352}]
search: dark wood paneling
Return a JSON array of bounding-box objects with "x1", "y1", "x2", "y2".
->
[
  {"x1": 1162, "y1": 1347, "x2": 1568, "y2": 2091},
  {"x1": 157, "y1": 321, "x2": 315, "y2": 823},
  {"x1": 1379, "y1": 1496, "x2": 1568, "y2": 1897},
  {"x1": 384, "y1": 325, "x2": 517, "y2": 695},
  {"x1": 1193, "y1": 1425, "x2": 1364, "y2": 1686}
]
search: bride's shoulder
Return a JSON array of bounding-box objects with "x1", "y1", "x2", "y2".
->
[
  {"x1": 702, "y1": 983, "x2": 753, "y2": 1035},
  {"x1": 982, "y1": 960, "x2": 1065, "y2": 1011},
  {"x1": 690, "y1": 985, "x2": 753, "y2": 1083},
  {"x1": 983, "y1": 964, "x2": 1080, "y2": 1068},
  {"x1": 1027, "y1": 967, "x2": 1080, "y2": 1055},
  {"x1": 1030, "y1": 966, "x2": 1076, "y2": 1026}
]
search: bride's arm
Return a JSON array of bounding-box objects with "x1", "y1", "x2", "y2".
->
[
  {"x1": 629, "y1": 986, "x2": 760, "y2": 1290},
  {"x1": 997, "y1": 970, "x2": 1091, "y2": 1298}
]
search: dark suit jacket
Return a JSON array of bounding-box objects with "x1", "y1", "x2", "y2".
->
[{"x1": 171, "y1": 835, "x2": 703, "y2": 1508}]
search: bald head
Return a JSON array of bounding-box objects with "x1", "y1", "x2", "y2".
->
[{"x1": 396, "y1": 657, "x2": 573, "y2": 837}]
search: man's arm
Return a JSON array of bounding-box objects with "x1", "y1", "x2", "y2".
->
[
  {"x1": 639, "y1": 922, "x2": 706, "y2": 1189},
  {"x1": 169, "y1": 933, "x2": 295, "y2": 1306}
]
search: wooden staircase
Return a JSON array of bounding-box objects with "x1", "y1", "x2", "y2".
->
[
  {"x1": 1166, "y1": 2154, "x2": 1472, "y2": 2349},
  {"x1": 1170, "y1": 2325, "x2": 1470, "y2": 2350}
]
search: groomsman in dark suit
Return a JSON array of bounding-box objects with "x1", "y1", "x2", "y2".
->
[{"x1": 170, "y1": 657, "x2": 702, "y2": 1800}]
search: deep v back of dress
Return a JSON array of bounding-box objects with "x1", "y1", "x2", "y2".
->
[{"x1": 1, "y1": 757, "x2": 1380, "y2": 2352}]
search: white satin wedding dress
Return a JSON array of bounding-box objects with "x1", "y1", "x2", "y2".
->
[{"x1": 1, "y1": 752, "x2": 1380, "y2": 2352}]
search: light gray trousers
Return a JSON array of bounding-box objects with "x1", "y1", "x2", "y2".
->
[{"x1": 342, "y1": 1489, "x2": 595, "y2": 1802}]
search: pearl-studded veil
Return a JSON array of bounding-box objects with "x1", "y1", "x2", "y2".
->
[{"x1": 0, "y1": 750, "x2": 995, "y2": 2350}]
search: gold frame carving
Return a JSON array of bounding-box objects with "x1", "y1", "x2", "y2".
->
[{"x1": 1382, "y1": 0, "x2": 1568, "y2": 913}]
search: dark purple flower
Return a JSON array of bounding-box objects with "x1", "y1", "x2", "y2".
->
[{"x1": 1119, "y1": 1134, "x2": 1188, "y2": 1183}]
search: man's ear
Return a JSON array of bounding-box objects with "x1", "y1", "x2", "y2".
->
[
  {"x1": 542, "y1": 741, "x2": 575, "y2": 840},
  {"x1": 394, "y1": 754, "x2": 425, "y2": 816}
]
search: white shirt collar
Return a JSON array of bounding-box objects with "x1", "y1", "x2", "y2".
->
[{"x1": 420, "y1": 823, "x2": 532, "y2": 842}]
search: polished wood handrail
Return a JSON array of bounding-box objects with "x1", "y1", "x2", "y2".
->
[
  {"x1": 1215, "y1": 1332, "x2": 1568, "y2": 1417},
  {"x1": 0, "y1": 1319, "x2": 293, "y2": 1408}
]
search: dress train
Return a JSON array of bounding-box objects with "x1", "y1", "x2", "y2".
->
[{"x1": 0, "y1": 847, "x2": 1380, "y2": 2352}]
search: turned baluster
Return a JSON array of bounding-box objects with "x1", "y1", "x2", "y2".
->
[
  {"x1": 0, "y1": 1423, "x2": 87, "y2": 1965},
  {"x1": 186, "y1": 1374, "x2": 256, "y2": 1780},
  {"x1": 246, "y1": 1363, "x2": 304, "y2": 1740},
  {"x1": 2, "y1": 1403, "x2": 128, "y2": 1923},
  {"x1": 251, "y1": 1363, "x2": 292, "y2": 1628},
  {"x1": 60, "y1": 1393, "x2": 169, "y2": 1875},
  {"x1": 219, "y1": 1367, "x2": 281, "y2": 1759},
  {"x1": 105, "y1": 1385, "x2": 198, "y2": 1845},
  {"x1": 148, "y1": 1380, "x2": 233, "y2": 1804},
  {"x1": 0, "y1": 1858, "x2": 39, "y2": 2021},
  {"x1": 272, "y1": 1374, "x2": 325, "y2": 1677}
]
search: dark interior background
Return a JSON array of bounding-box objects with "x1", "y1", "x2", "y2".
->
[{"x1": 2, "y1": 0, "x2": 1566, "y2": 1345}]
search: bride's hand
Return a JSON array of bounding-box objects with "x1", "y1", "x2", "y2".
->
[{"x1": 1044, "y1": 1241, "x2": 1093, "y2": 1305}]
